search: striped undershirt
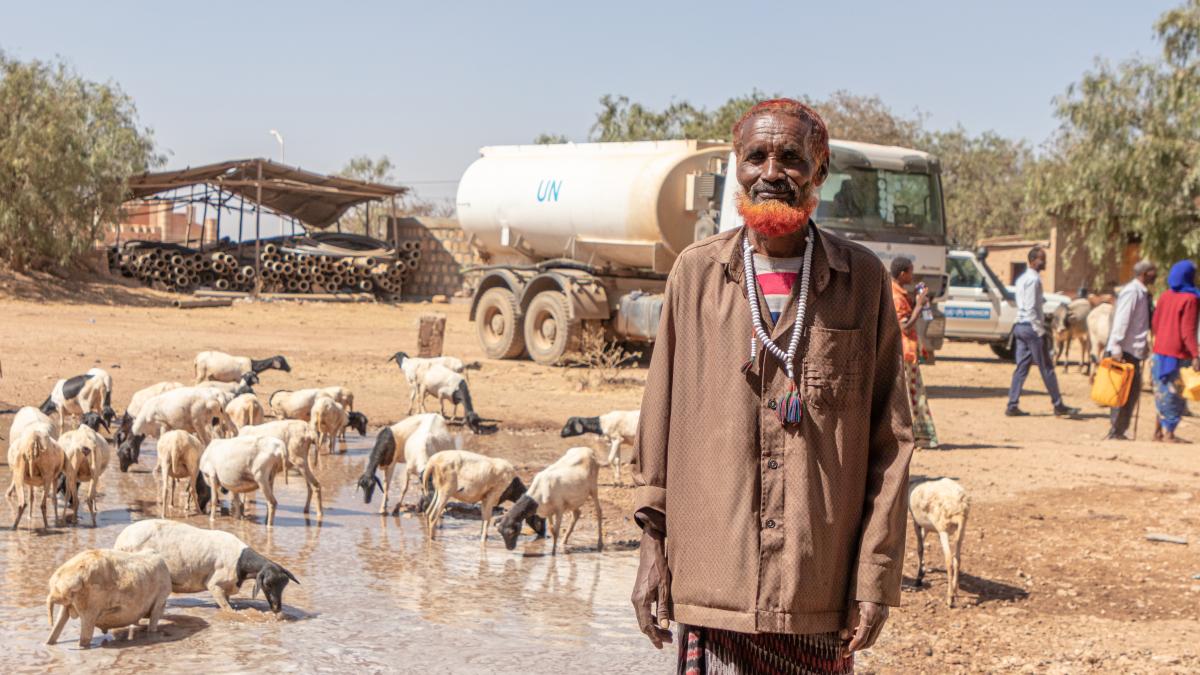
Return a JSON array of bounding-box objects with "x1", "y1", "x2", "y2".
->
[{"x1": 753, "y1": 253, "x2": 803, "y2": 323}]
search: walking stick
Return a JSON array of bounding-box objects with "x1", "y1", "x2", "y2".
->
[{"x1": 1132, "y1": 381, "x2": 1142, "y2": 440}]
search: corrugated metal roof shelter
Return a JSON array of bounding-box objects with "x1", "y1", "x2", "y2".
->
[{"x1": 126, "y1": 158, "x2": 406, "y2": 229}]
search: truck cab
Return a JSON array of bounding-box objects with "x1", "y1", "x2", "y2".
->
[{"x1": 939, "y1": 249, "x2": 1070, "y2": 359}]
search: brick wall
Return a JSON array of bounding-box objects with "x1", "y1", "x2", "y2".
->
[{"x1": 387, "y1": 216, "x2": 482, "y2": 299}]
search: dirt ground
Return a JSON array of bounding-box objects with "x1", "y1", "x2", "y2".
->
[{"x1": 1, "y1": 276, "x2": 1199, "y2": 673}]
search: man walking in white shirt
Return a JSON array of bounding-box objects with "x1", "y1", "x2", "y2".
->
[
  {"x1": 1104, "y1": 260, "x2": 1157, "y2": 440},
  {"x1": 1006, "y1": 246, "x2": 1080, "y2": 417}
]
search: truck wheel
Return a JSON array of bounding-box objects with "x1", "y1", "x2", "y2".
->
[
  {"x1": 990, "y1": 341, "x2": 1016, "y2": 361},
  {"x1": 476, "y1": 288, "x2": 526, "y2": 359},
  {"x1": 524, "y1": 291, "x2": 580, "y2": 365}
]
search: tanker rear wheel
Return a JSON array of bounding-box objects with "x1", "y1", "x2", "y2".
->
[
  {"x1": 524, "y1": 291, "x2": 580, "y2": 365},
  {"x1": 476, "y1": 287, "x2": 526, "y2": 360}
]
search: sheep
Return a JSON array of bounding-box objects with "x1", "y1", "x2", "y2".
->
[
  {"x1": 42, "y1": 371, "x2": 111, "y2": 430},
  {"x1": 58, "y1": 415, "x2": 112, "y2": 527},
  {"x1": 7, "y1": 428, "x2": 69, "y2": 530},
  {"x1": 226, "y1": 392, "x2": 265, "y2": 429},
  {"x1": 560, "y1": 410, "x2": 640, "y2": 485},
  {"x1": 308, "y1": 397, "x2": 368, "y2": 464},
  {"x1": 45, "y1": 548, "x2": 171, "y2": 647},
  {"x1": 197, "y1": 435, "x2": 288, "y2": 527},
  {"x1": 356, "y1": 413, "x2": 455, "y2": 515},
  {"x1": 153, "y1": 430, "x2": 205, "y2": 518},
  {"x1": 421, "y1": 450, "x2": 546, "y2": 542},
  {"x1": 417, "y1": 364, "x2": 489, "y2": 433},
  {"x1": 194, "y1": 350, "x2": 291, "y2": 384},
  {"x1": 201, "y1": 371, "x2": 260, "y2": 397},
  {"x1": 908, "y1": 477, "x2": 970, "y2": 608},
  {"x1": 9, "y1": 404, "x2": 60, "y2": 441},
  {"x1": 497, "y1": 446, "x2": 603, "y2": 555},
  {"x1": 267, "y1": 386, "x2": 352, "y2": 421},
  {"x1": 388, "y1": 351, "x2": 480, "y2": 414},
  {"x1": 1052, "y1": 299, "x2": 1093, "y2": 374},
  {"x1": 117, "y1": 387, "x2": 237, "y2": 473},
  {"x1": 117, "y1": 381, "x2": 185, "y2": 447},
  {"x1": 239, "y1": 420, "x2": 324, "y2": 516},
  {"x1": 86, "y1": 367, "x2": 117, "y2": 423},
  {"x1": 114, "y1": 519, "x2": 299, "y2": 615},
  {"x1": 1086, "y1": 302, "x2": 1114, "y2": 377}
]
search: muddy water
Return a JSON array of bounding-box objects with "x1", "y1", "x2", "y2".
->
[{"x1": 0, "y1": 434, "x2": 673, "y2": 674}]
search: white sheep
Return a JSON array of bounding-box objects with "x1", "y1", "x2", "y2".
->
[
  {"x1": 239, "y1": 420, "x2": 324, "y2": 516},
  {"x1": 7, "y1": 427, "x2": 68, "y2": 530},
  {"x1": 58, "y1": 419, "x2": 112, "y2": 527},
  {"x1": 118, "y1": 381, "x2": 185, "y2": 447},
  {"x1": 194, "y1": 350, "x2": 291, "y2": 383},
  {"x1": 387, "y1": 351, "x2": 479, "y2": 413},
  {"x1": 9, "y1": 404, "x2": 60, "y2": 441},
  {"x1": 417, "y1": 364, "x2": 488, "y2": 433},
  {"x1": 356, "y1": 413, "x2": 455, "y2": 515},
  {"x1": 45, "y1": 548, "x2": 171, "y2": 647},
  {"x1": 422, "y1": 450, "x2": 545, "y2": 542},
  {"x1": 560, "y1": 410, "x2": 641, "y2": 485},
  {"x1": 118, "y1": 386, "x2": 237, "y2": 472},
  {"x1": 200, "y1": 371, "x2": 259, "y2": 397},
  {"x1": 154, "y1": 430, "x2": 205, "y2": 518},
  {"x1": 86, "y1": 367, "x2": 116, "y2": 421},
  {"x1": 267, "y1": 386, "x2": 351, "y2": 421},
  {"x1": 496, "y1": 446, "x2": 603, "y2": 555},
  {"x1": 198, "y1": 435, "x2": 288, "y2": 527},
  {"x1": 225, "y1": 392, "x2": 265, "y2": 429},
  {"x1": 308, "y1": 397, "x2": 368, "y2": 463},
  {"x1": 114, "y1": 519, "x2": 299, "y2": 615},
  {"x1": 909, "y1": 477, "x2": 970, "y2": 608}
]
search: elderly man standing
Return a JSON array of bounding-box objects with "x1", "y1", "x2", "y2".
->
[
  {"x1": 1006, "y1": 246, "x2": 1080, "y2": 417},
  {"x1": 1104, "y1": 261, "x2": 1157, "y2": 440},
  {"x1": 630, "y1": 99, "x2": 914, "y2": 674}
]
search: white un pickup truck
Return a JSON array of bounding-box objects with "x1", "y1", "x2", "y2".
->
[{"x1": 937, "y1": 249, "x2": 1070, "y2": 360}]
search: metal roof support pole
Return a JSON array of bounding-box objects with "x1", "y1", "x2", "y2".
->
[
  {"x1": 254, "y1": 160, "x2": 263, "y2": 296},
  {"x1": 237, "y1": 195, "x2": 245, "y2": 257},
  {"x1": 390, "y1": 196, "x2": 399, "y2": 259},
  {"x1": 215, "y1": 188, "x2": 223, "y2": 245},
  {"x1": 365, "y1": 202, "x2": 371, "y2": 238},
  {"x1": 199, "y1": 184, "x2": 210, "y2": 249},
  {"x1": 184, "y1": 184, "x2": 194, "y2": 246}
]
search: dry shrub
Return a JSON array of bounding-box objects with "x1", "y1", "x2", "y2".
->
[{"x1": 564, "y1": 324, "x2": 642, "y2": 391}]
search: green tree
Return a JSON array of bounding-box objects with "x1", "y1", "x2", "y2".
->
[
  {"x1": 1029, "y1": 0, "x2": 1200, "y2": 269},
  {"x1": 337, "y1": 155, "x2": 453, "y2": 236},
  {"x1": 533, "y1": 133, "x2": 569, "y2": 144},
  {"x1": 0, "y1": 52, "x2": 157, "y2": 270},
  {"x1": 925, "y1": 128, "x2": 1035, "y2": 247}
]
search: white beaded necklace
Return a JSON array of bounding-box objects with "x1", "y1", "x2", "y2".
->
[{"x1": 742, "y1": 227, "x2": 814, "y2": 425}]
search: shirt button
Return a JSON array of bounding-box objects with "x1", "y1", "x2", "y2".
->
[
  {"x1": 765, "y1": 519, "x2": 776, "y2": 529},
  {"x1": 767, "y1": 459, "x2": 779, "y2": 469},
  {"x1": 767, "y1": 399, "x2": 777, "y2": 410}
]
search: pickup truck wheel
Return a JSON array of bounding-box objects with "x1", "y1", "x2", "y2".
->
[
  {"x1": 524, "y1": 291, "x2": 580, "y2": 365},
  {"x1": 476, "y1": 288, "x2": 526, "y2": 360},
  {"x1": 990, "y1": 341, "x2": 1016, "y2": 361}
]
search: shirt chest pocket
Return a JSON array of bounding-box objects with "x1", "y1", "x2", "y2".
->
[{"x1": 802, "y1": 327, "x2": 865, "y2": 410}]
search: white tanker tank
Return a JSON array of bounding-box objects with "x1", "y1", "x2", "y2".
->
[{"x1": 456, "y1": 140, "x2": 729, "y2": 273}]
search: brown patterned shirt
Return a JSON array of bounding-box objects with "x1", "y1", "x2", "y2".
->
[{"x1": 632, "y1": 224, "x2": 914, "y2": 635}]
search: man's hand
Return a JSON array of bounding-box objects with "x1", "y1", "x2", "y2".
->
[
  {"x1": 631, "y1": 529, "x2": 673, "y2": 649},
  {"x1": 1106, "y1": 348, "x2": 1121, "y2": 360},
  {"x1": 839, "y1": 600, "x2": 889, "y2": 657}
]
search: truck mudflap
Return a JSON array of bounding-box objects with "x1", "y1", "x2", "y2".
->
[{"x1": 613, "y1": 291, "x2": 663, "y2": 341}]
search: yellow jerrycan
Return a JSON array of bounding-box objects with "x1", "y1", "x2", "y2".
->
[{"x1": 1091, "y1": 358, "x2": 1135, "y2": 408}]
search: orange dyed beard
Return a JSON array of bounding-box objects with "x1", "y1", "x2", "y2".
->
[{"x1": 735, "y1": 190, "x2": 819, "y2": 238}]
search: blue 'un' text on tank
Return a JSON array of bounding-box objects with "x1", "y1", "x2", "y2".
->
[{"x1": 536, "y1": 179, "x2": 562, "y2": 202}]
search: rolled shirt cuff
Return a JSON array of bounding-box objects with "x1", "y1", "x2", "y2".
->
[
  {"x1": 854, "y1": 562, "x2": 903, "y2": 607},
  {"x1": 633, "y1": 486, "x2": 666, "y2": 531}
]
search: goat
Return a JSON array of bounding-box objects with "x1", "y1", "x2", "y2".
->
[
  {"x1": 225, "y1": 392, "x2": 265, "y2": 429},
  {"x1": 153, "y1": 429, "x2": 205, "y2": 518},
  {"x1": 356, "y1": 413, "x2": 454, "y2": 515},
  {"x1": 560, "y1": 410, "x2": 640, "y2": 485},
  {"x1": 497, "y1": 446, "x2": 603, "y2": 555},
  {"x1": 45, "y1": 549, "x2": 171, "y2": 647},
  {"x1": 239, "y1": 420, "x2": 324, "y2": 516},
  {"x1": 388, "y1": 351, "x2": 480, "y2": 413},
  {"x1": 1086, "y1": 302, "x2": 1114, "y2": 378},
  {"x1": 909, "y1": 477, "x2": 970, "y2": 608},
  {"x1": 421, "y1": 450, "x2": 547, "y2": 542},
  {"x1": 417, "y1": 364, "x2": 488, "y2": 433},
  {"x1": 197, "y1": 435, "x2": 288, "y2": 527},
  {"x1": 194, "y1": 351, "x2": 291, "y2": 384},
  {"x1": 7, "y1": 428, "x2": 68, "y2": 530},
  {"x1": 114, "y1": 519, "x2": 299, "y2": 615},
  {"x1": 1052, "y1": 299, "x2": 1092, "y2": 374},
  {"x1": 57, "y1": 415, "x2": 111, "y2": 527},
  {"x1": 117, "y1": 387, "x2": 237, "y2": 473},
  {"x1": 308, "y1": 397, "x2": 368, "y2": 464}
]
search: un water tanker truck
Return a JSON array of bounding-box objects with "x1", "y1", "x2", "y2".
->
[{"x1": 457, "y1": 139, "x2": 948, "y2": 364}]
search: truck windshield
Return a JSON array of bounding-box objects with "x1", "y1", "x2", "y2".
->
[{"x1": 815, "y1": 168, "x2": 945, "y2": 240}]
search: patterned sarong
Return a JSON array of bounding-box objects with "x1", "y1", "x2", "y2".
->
[
  {"x1": 904, "y1": 361, "x2": 939, "y2": 448},
  {"x1": 678, "y1": 625, "x2": 853, "y2": 675}
]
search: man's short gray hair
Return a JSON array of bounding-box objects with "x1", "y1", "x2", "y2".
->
[{"x1": 1132, "y1": 260, "x2": 1155, "y2": 277}]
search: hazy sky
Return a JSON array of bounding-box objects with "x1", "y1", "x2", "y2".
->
[{"x1": 0, "y1": 0, "x2": 1180, "y2": 209}]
